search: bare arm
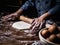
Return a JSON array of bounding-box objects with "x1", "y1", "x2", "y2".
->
[
  {"x1": 1, "y1": 8, "x2": 23, "y2": 21},
  {"x1": 15, "y1": 9, "x2": 23, "y2": 15},
  {"x1": 38, "y1": 12, "x2": 50, "y2": 20}
]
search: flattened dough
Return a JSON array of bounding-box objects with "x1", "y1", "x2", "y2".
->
[{"x1": 12, "y1": 21, "x2": 31, "y2": 30}]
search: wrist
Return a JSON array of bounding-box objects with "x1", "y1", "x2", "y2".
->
[
  {"x1": 14, "y1": 12, "x2": 19, "y2": 15},
  {"x1": 16, "y1": 9, "x2": 23, "y2": 15},
  {"x1": 38, "y1": 15, "x2": 45, "y2": 20},
  {"x1": 39, "y1": 12, "x2": 50, "y2": 20}
]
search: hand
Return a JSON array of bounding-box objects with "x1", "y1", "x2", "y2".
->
[
  {"x1": 30, "y1": 17, "x2": 45, "y2": 34},
  {"x1": 1, "y1": 13, "x2": 18, "y2": 21},
  {"x1": 30, "y1": 12, "x2": 50, "y2": 34}
]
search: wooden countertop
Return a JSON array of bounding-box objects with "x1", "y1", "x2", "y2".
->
[{"x1": 0, "y1": 21, "x2": 39, "y2": 45}]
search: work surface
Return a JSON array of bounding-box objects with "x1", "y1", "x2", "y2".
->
[{"x1": 0, "y1": 21, "x2": 39, "y2": 45}]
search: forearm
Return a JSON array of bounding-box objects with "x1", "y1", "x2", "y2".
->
[
  {"x1": 15, "y1": 9, "x2": 23, "y2": 15},
  {"x1": 39, "y1": 12, "x2": 50, "y2": 20}
]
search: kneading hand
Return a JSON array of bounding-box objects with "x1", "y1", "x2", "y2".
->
[
  {"x1": 30, "y1": 12, "x2": 50, "y2": 34},
  {"x1": 30, "y1": 17, "x2": 45, "y2": 34}
]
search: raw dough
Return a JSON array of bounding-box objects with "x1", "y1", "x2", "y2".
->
[{"x1": 12, "y1": 21, "x2": 31, "y2": 30}]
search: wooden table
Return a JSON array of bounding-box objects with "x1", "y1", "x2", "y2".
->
[{"x1": 0, "y1": 21, "x2": 39, "y2": 45}]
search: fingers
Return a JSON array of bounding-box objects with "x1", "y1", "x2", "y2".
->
[
  {"x1": 1, "y1": 14, "x2": 16, "y2": 21},
  {"x1": 31, "y1": 22, "x2": 41, "y2": 34},
  {"x1": 30, "y1": 20, "x2": 45, "y2": 34},
  {"x1": 30, "y1": 19, "x2": 36, "y2": 29},
  {"x1": 1, "y1": 16, "x2": 8, "y2": 21},
  {"x1": 31, "y1": 19, "x2": 35, "y2": 24},
  {"x1": 31, "y1": 21, "x2": 41, "y2": 32},
  {"x1": 32, "y1": 22, "x2": 41, "y2": 30},
  {"x1": 30, "y1": 18, "x2": 39, "y2": 29},
  {"x1": 39, "y1": 20, "x2": 45, "y2": 29}
]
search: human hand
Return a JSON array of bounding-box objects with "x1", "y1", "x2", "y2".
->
[
  {"x1": 30, "y1": 17, "x2": 45, "y2": 34},
  {"x1": 30, "y1": 12, "x2": 50, "y2": 34},
  {"x1": 1, "y1": 13, "x2": 18, "y2": 21}
]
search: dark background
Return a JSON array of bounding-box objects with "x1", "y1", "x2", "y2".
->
[{"x1": 0, "y1": 0, "x2": 37, "y2": 18}]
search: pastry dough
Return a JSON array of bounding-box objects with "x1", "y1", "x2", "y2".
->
[{"x1": 12, "y1": 21, "x2": 31, "y2": 30}]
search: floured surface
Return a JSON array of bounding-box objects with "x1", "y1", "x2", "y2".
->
[
  {"x1": 12, "y1": 21, "x2": 31, "y2": 30},
  {"x1": 0, "y1": 12, "x2": 39, "y2": 45}
]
